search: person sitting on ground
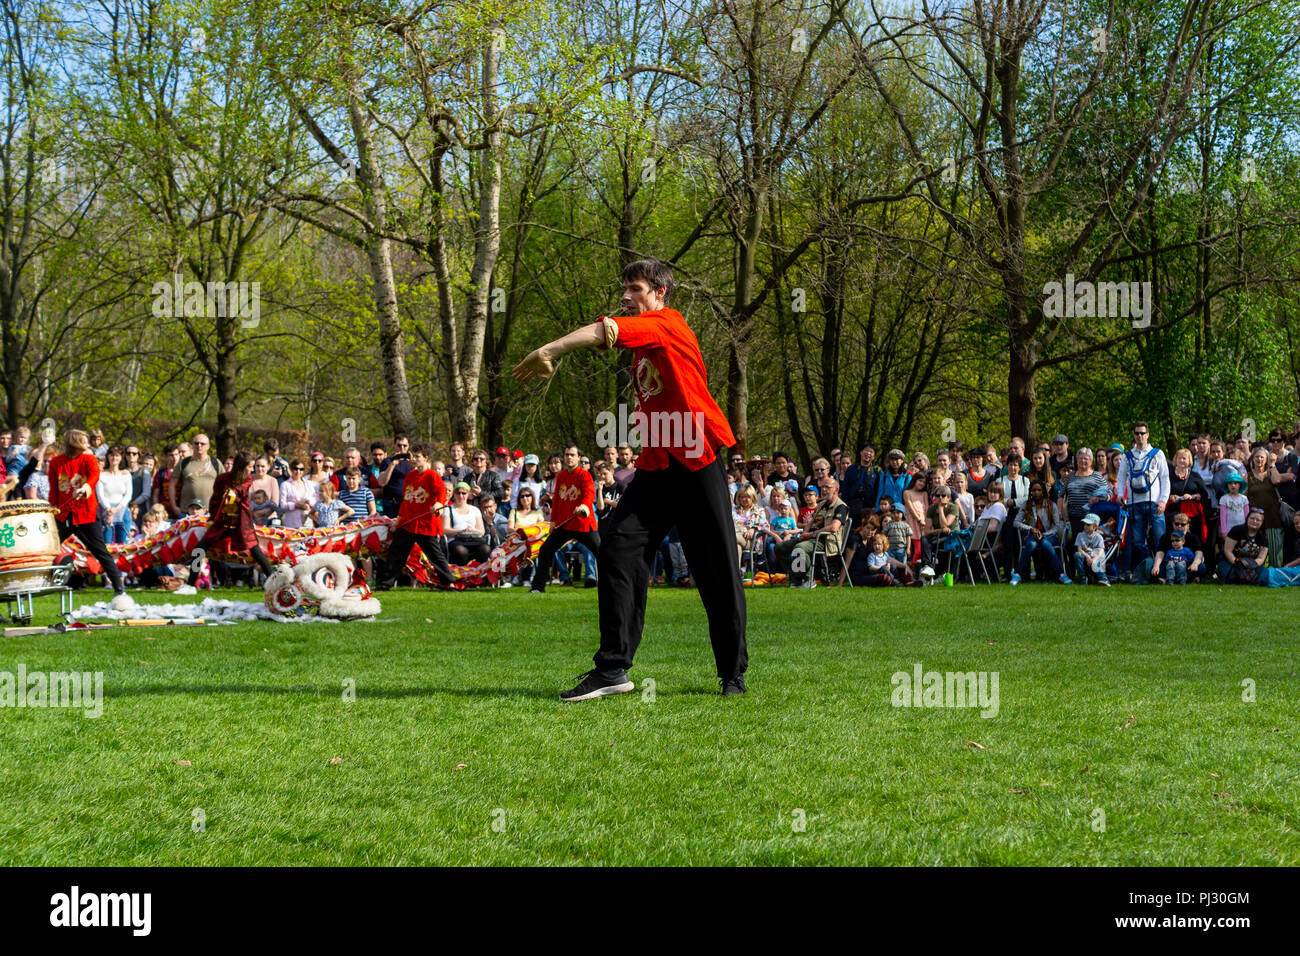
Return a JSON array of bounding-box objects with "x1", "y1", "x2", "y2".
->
[
  {"x1": 1221, "y1": 508, "x2": 1269, "y2": 585},
  {"x1": 1152, "y1": 512, "x2": 1207, "y2": 583},
  {"x1": 1073, "y1": 513, "x2": 1109, "y2": 586},
  {"x1": 1159, "y1": 529, "x2": 1195, "y2": 585},
  {"x1": 843, "y1": 532, "x2": 906, "y2": 587},
  {"x1": 1011, "y1": 479, "x2": 1072, "y2": 585}
]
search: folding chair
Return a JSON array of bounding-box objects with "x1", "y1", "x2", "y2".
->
[
  {"x1": 812, "y1": 523, "x2": 852, "y2": 587},
  {"x1": 970, "y1": 517, "x2": 1002, "y2": 583},
  {"x1": 741, "y1": 528, "x2": 774, "y2": 583}
]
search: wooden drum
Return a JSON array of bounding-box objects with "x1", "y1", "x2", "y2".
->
[{"x1": 0, "y1": 500, "x2": 62, "y2": 591}]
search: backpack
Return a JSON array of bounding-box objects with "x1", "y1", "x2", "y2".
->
[{"x1": 1126, "y1": 448, "x2": 1160, "y2": 494}]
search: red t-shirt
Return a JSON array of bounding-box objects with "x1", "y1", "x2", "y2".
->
[
  {"x1": 599, "y1": 308, "x2": 735, "y2": 471},
  {"x1": 397, "y1": 467, "x2": 447, "y2": 535},
  {"x1": 48, "y1": 453, "x2": 100, "y2": 524},
  {"x1": 550, "y1": 467, "x2": 597, "y2": 532}
]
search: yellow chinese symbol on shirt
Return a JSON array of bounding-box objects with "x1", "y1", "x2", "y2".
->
[{"x1": 635, "y1": 357, "x2": 664, "y2": 402}]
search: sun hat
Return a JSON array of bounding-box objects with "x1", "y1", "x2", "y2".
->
[
  {"x1": 1083, "y1": 513, "x2": 1100, "y2": 526},
  {"x1": 523, "y1": 453, "x2": 539, "y2": 465},
  {"x1": 455, "y1": 481, "x2": 471, "y2": 492},
  {"x1": 1108, "y1": 442, "x2": 1124, "y2": 452}
]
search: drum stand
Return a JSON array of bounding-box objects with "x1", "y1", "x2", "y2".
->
[{"x1": 0, "y1": 565, "x2": 75, "y2": 626}]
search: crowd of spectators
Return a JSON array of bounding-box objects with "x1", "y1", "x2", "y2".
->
[{"x1": 4, "y1": 419, "x2": 1298, "y2": 590}]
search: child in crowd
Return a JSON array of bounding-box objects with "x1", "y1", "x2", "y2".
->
[
  {"x1": 1073, "y1": 512, "x2": 1109, "y2": 586},
  {"x1": 311, "y1": 479, "x2": 354, "y2": 528},
  {"x1": 1162, "y1": 530, "x2": 1194, "y2": 585},
  {"x1": 186, "y1": 498, "x2": 207, "y2": 517},
  {"x1": 766, "y1": 500, "x2": 799, "y2": 576},
  {"x1": 797, "y1": 486, "x2": 818, "y2": 529},
  {"x1": 859, "y1": 533, "x2": 895, "y2": 586},
  {"x1": 339, "y1": 467, "x2": 376, "y2": 523},
  {"x1": 951, "y1": 470, "x2": 974, "y2": 527},
  {"x1": 882, "y1": 504, "x2": 913, "y2": 569},
  {"x1": 766, "y1": 485, "x2": 787, "y2": 523},
  {"x1": 250, "y1": 488, "x2": 277, "y2": 525},
  {"x1": 1218, "y1": 475, "x2": 1249, "y2": 540}
]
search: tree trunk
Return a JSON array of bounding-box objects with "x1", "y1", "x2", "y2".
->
[
  {"x1": 1007, "y1": 332, "x2": 1038, "y2": 448},
  {"x1": 451, "y1": 39, "x2": 503, "y2": 448},
  {"x1": 346, "y1": 72, "x2": 419, "y2": 440}
]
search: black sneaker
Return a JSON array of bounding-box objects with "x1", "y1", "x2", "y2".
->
[
  {"x1": 583, "y1": 578, "x2": 599, "y2": 588},
  {"x1": 720, "y1": 675, "x2": 747, "y2": 696},
  {"x1": 559, "y1": 668, "x2": 634, "y2": 702}
]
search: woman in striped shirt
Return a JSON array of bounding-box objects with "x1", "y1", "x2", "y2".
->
[{"x1": 1063, "y1": 448, "x2": 1109, "y2": 541}]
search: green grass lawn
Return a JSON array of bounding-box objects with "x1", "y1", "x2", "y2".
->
[{"x1": 0, "y1": 582, "x2": 1296, "y2": 865}]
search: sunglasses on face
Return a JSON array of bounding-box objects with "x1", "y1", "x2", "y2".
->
[{"x1": 292, "y1": 466, "x2": 305, "y2": 472}]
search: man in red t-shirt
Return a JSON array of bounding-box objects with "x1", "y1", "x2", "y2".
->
[
  {"x1": 375, "y1": 443, "x2": 455, "y2": 589},
  {"x1": 529, "y1": 444, "x2": 600, "y2": 594},
  {"x1": 47, "y1": 428, "x2": 129, "y2": 602},
  {"x1": 514, "y1": 257, "x2": 748, "y2": 700}
]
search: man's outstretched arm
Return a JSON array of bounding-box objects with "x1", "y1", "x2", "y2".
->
[{"x1": 512, "y1": 319, "x2": 618, "y2": 382}]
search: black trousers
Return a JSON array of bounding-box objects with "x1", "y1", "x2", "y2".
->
[
  {"x1": 380, "y1": 529, "x2": 454, "y2": 586},
  {"x1": 532, "y1": 527, "x2": 601, "y2": 591},
  {"x1": 594, "y1": 456, "x2": 747, "y2": 679},
  {"x1": 58, "y1": 520, "x2": 125, "y2": 593}
]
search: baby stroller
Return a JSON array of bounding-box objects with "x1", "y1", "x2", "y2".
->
[{"x1": 1092, "y1": 502, "x2": 1128, "y2": 580}]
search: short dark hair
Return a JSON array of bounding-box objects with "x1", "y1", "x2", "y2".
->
[
  {"x1": 621, "y1": 257, "x2": 674, "y2": 302},
  {"x1": 163, "y1": 443, "x2": 179, "y2": 455},
  {"x1": 345, "y1": 466, "x2": 362, "y2": 478},
  {"x1": 410, "y1": 442, "x2": 430, "y2": 458},
  {"x1": 263, "y1": 437, "x2": 279, "y2": 453},
  {"x1": 370, "y1": 441, "x2": 386, "y2": 453}
]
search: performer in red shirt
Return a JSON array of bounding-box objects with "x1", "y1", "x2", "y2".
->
[
  {"x1": 528, "y1": 444, "x2": 600, "y2": 594},
  {"x1": 375, "y1": 443, "x2": 455, "y2": 589},
  {"x1": 514, "y1": 257, "x2": 748, "y2": 699},
  {"x1": 200, "y1": 452, "x2": 275, "y2": 576},
  {"x1": 47, "y1": 428, "x2": 130, "y2": 604}
]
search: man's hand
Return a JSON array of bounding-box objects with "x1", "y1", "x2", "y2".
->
[
  {"x1": 575, "y1": 504, "x2": 590, "y2": 518},
  {"x1": 1157, "y1": 501, "x2": 1167, "y2": 515},
  {"x1": 74, "y1": 483, "x2": 94, "y2": 500},
  {"x1": 513, "y1": 346, "x2": 555, "y2": 382}
]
